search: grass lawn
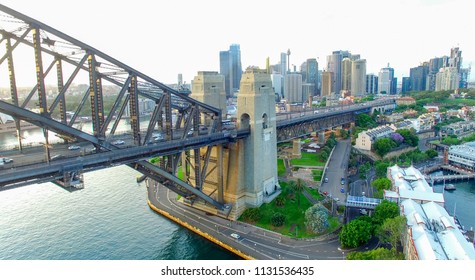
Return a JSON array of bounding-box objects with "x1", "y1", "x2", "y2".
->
[
  {"x1": 291, "y1": 152, "x2": 325, "y2": 167},
  {"x1": 305, "y1": 186, "x2": 323, "y2": 201},
  {"x1": 311, "y1": 169, "x2": 323, "y2": 181},
  {"x1": 277, "y1": 159, "x2": 286, "y2": 177},
  {"x1": 239, "y1": 182, "x2": 340, "y2": 238}
]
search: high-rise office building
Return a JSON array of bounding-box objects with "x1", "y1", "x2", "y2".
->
[
  {"x1": 401, "y1": 77, "x2": 411, "y2": 93},
  {"x1": 351, "y1": 59, "x2": 366, "y2": 96},
  {"x1": 321, "y1": 71, "x2": 334, "y2": 97},
  {"x1": 378, "y1": 65, "x2": 395, "y2": 94},
  {"x1": 366, "y1": 74, "x2": 378, "y2": 94},
  {"x1": 280, "y1": 52, "x2": 288, "y2": 76},
  {"x1": 219, "y1": 44, "x2": 242, "y2": 98},
  {"x1": 436, "y1": 67, "x2": 460, "y2": 91},
  {"x1": 284, "y1": 73, "x2": 303, "y2": 103},
  {"x1": 341, "y1": 58, "x2": 352, "y2": 92},
  {"x1": 271, "y1": 73, "x2": 283, "y2": 98},
  {"x1": 305, "y1": 58, "x2": 318, "y2": 96},
  {"x1": 459, "y1": 67, "x2": 470, "y2": 89},
  {"x1": 449, "y1": 47, "x2": 462, "y2": 71},
  {"x1": 409, "y1": 63, "x2": 429, "y2": 92}
]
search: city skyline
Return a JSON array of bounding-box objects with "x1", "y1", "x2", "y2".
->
[{"x1": 0, "y1": 0, "x2": 474, "y2": 87}]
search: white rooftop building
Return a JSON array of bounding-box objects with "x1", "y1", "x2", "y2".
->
[
  {"x1": 401, "y1": 200, "x2": 475, "y2": 260},
  {"x1": 386, "y1": 164, "x2": 475, "y2": 259},
  {"x1": 386, "y1": 165, "x2": 444, "y2": 206},
  {"x1": 447, "y1": 141, "x2": 475, "y2": 171}
]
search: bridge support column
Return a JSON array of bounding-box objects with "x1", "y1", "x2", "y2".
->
[
  {"x1": 318, "y1": 131, "x2": 325, "y2": 145},
  {"x1": 190, "y1": 71, "x2": 227, "y2": 125},
  {"x1": 226, "y1": 68, "x2": 279, "y2": 220}
]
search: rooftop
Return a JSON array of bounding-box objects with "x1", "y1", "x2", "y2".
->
[{"x1": 401, "y1": 200, "x2": 475, "y2": 260}]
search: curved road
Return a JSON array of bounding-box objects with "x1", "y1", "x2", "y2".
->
[{"x1": 147, "y1": 180, "x2": 378, "y2": 260}]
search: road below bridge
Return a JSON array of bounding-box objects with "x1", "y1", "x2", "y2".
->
[{"x1": 147, "y1": 181, "x2": 380, "y2": 260}]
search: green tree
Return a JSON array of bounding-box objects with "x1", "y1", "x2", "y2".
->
[
  {"x1": 373, "y1": 200, "x2": 400, "y2": 226},
  {"x1": 304, "y1": 204, "x2": 330, "y2": 234},
  {"x1": 339, "y1": 218, "x2": 373, "y2": 248},
  {"x1": 275, "y1": 195, "x2": 285, "y2": 207},
  {"x1": 375, "y1": 161, "x2": 390, "y2": 178},
  {"x1": 289, "y1": 179, "x2": 305, "y2": 208},
  {"x1": 397, "y1": 128, "x2": 419, "y2": 147},
  {"x1": 377, "y1": 216, "x2": 407, "y2": 251},
  {"x1": 356, "y1": 114, "x2": 376, "y2": 129},
  {"x1": 271, "y1": 212, "x2": 286, "y2": 227},
  {"x1": 425, "y1": 149, "x2": 438, "y2": 159},
  {"x1": 371, "y1": 178, "x2": 392, "y2": 192},
  {"x1": 339, "y1": 129, "x2": 349, "y2": 139},
  {"x1": 442, "y1": 135, "x2": 461, "y2": 146},
  {"x1": 240, "y1": 207, "x2": 262, "y2": 222},
  {"x1": 346, "y1": 247, "x2": 404, "y2": 260},
  {"x1": 373, "y1": 138, "x2": 396, "y2": 156},
  {"x1": 320, "y1": 151, "x2": 329, "y2": 161}
]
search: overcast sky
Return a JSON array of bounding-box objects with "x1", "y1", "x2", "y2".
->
[{"x1": 1, "y1": 0, "x2": 474, "y2": 86}]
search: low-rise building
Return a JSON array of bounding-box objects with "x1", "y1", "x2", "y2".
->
[
  {"x1": 386, "y1": 165, "x2": 475, "y2": 260},
  {"x1": 396, "y1": 96, "x2": 416, "y2": 106},
  {"x1": 447, "y1": 142, "x2": 475, "y2": 171},
  {"x1": 401, "y1": 200, "x2": 475, "y2": 260},
  {"x1": 440, "y1": 121, "x2": 475, "y2": 137},
  {"x1": 391, "y1": 120, "x2": 415, "y2": 132},
  {"x1": 354, "y1": 125, "x2": 394, "y2": 151},
  {"x1": 385, "y1": 165, "x2": 444, "y2": 206},
  {"x1": 386, "y1": 113, "x2": 404, "y2": 123}
]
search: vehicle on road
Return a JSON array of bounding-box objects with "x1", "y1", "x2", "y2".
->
[
  {"x1": 112, "y1": 140, "x2": 125, "y2": 145},
  {"x1": 1, "y1": 157, "x2": 13, "y2": 163},
  {"x1": 324, "y1": 177, "x2": 328, "y2": 183},
  {"x1": 323, "y1": 191, "x2": 328, "y2": 196},
  {"x1": 340, "y1": 187, "x2": 345, "y2": 193},
  {"x1": 51, "y1": 154, "x2": 63, "y2": 160},
  {"x1": 68, "y1": 145, "x2": 80, "y2": 150},
  {"x1": 230, "y1": 233, "x2": 240, "y2": 239},
  {"x1": 341, "y1": 177, "x2": 345, "y2": 185}
]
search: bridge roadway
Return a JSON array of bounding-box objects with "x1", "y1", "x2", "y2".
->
[
  {"x1": 0, "y1": 98, "x2": 395, "y2": 189},
  {"x1": 0, "y1": 130, "x2": 248, "y2": 189},
  {"x1": 147, "y1": 181, "x2": 380, "y2": 260}
]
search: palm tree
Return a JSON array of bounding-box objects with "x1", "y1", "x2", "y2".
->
[{"x1": 290, "y1": 178, "x2": 305, "y2": 208}]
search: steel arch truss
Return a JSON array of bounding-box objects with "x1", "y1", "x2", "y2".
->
[
  {"x1": 276, "y1": 112, "x2": 355, "y2": 143},
  {"x1": 0, "y1": 4, "x2": 230, "y2": 210}
]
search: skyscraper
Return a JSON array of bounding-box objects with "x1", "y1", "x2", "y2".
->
[
  {"x1": 321, "y1": 71, "x2": 334, "y2": 97},
  {"x1": 449, "y1": 47, "x2": 462, "y2": 71},
  {"x1": 378, "y1": 64, "x2": 395, "y2": 94},
  {"x1": 341, "y1": 58, "x2": 352, "y2": 92},
  {"x1": 326, "y1": 50, "x2": 351, "y2": 96},
  {"x1": 219, "y1": 44, "x2": 242, "y2": 98},
  {"x1": 284, "y1": 73, "x2": 303, "y2": 103},
  {"x1": 366, "y1": 74, "x2": 378, "y2": 94},
  {"x1": 409, "y1": 63, "x2": 429, "y2": 92},
  {"x1": 305, "y1": 58, "x2": 318, "y2": 96},
  {"x1": 351, "y1": 59, "x2": 367, "y2": 96},
  {"x1": 401, "y1": 77, "x2": 411, "y2": 93},
  {"x1": 436, "y1": 67, "x2": 460, "y2": 91},
  {"x1": 280, "y1": 52, "x2": 287, "y2": 76}
]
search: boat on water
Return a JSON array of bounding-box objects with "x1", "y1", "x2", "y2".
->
[{"x1": 444, "y1": 183, "x2": 456, "y2": 191}]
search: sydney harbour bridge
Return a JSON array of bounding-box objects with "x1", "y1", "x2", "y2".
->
[{"x1": 0, "y1": 4, "x2": 395, "y2": 219}]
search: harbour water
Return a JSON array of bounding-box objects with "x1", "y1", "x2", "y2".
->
[{"x1": 0, "y1": 165, "x2": 239, "y2": 260}]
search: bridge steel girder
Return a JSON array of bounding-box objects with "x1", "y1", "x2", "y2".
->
[
  {"x1": 132, "y1": 161, "x2": 228, "y2": 210},
  {"x1": 276, "y1": 112, "x2": 355, "y2": 143}
]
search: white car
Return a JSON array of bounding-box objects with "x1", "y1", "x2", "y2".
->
[
  {"x1": 230, "y1": 233, "x2": 240, "y2": 239},
  {"x1": 112, "y1": 140, "x2": 125, "y2": 145},
  {"x1": 68, "y1": 145, "x2": 80, "y2": 150},
  {"x1": 1, "y1": 157, "x2": 13, "y2": 163}
]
